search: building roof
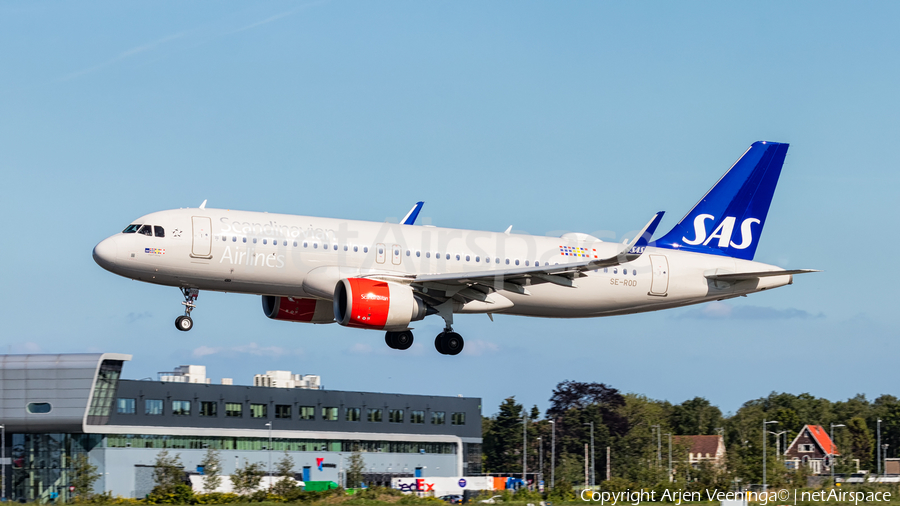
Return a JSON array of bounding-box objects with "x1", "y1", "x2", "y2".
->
[
  {"x1": 673, "y1": 435, "x2": 723, "y2": 456},
  {"x1": 806, "y1": 425, "x2": 840, "y2": 456}
]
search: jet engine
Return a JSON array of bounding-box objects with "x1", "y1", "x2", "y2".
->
[
  {"x1": 333, "y1": 278, "x2": 427, "y2": 331},
  {"x1": 262, "y1": 296, "x2": 335, "y2": 323}
]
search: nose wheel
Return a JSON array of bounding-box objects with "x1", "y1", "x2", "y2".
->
[
  {"x1": 175, "y1": 287, "x2": 199, "y2": 332},
  {"x1": 434, "y1": 328, "x2": 464, "y2": 355}
]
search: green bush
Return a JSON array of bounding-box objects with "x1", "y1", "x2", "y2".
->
[{"x1": 146, "y1": 484, "x2": 195, "y2": 504}]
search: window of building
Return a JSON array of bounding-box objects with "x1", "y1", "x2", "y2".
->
[
  {"x1": 799, "y1": 444, "x2": 814, "y2": 452},
  {"x1": 275, "y1": 404, "x2": 291, "y2": 419},
  {"x1": 300, "y1": 406, "x2": 315, "y2": 420},
  {"x1": 367, "y1": 408, "x2": 383, "y2": 422},
  {"x1": 410, "y1": 410, "x2": 425, "y2": 424},
  {"x1": 431, "y1": 411, "x2": 446, "y2": 425},
  {"x1": 172, "y1": 400, "x2": 191, "y2": 416},
  {"x1": 322, "y1": 407, "x2": 338, "y2": 421},
  {"x1": 250, "y1": 403, "x2": 267, "y2": 418},
  {"x1": 200, "y1": 401, "x2": 217, "y2": 417},
  {"x1": 117, "y1": 398, "x2": 136, "y2": 414},
  {"x1": 26, "y1": 403, "x2": 52, "y2": 414},
  {"x1": 346, "y1": 407, "x2": 360, "y2": 422},
  {"x1": 451, "y1": 412, "x2": 466, "y2": 425},
  {"x1": 226, "y1": 402, "x2": 243, "y2": 418},
  {"x1": 389, "y1": 409, "x2": 404, "y2": 423},
  {"x1": 146, "y1": 399, "x2": 163, "y2": 415}
]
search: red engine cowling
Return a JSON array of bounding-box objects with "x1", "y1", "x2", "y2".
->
[
  {"x1": 262, "y1": 296, "x2": 334, "y2": 324},
  {"x1": 333, "y1": 278, "x2": 426, "y2": 331}
]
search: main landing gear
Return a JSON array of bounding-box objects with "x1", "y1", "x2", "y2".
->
[
  {"x1": 174, "y1": 287, "x2": 199, "y2": 332},
  {"x1": 434, "y1": 327, "x2": 464, "y2": 355},
  {"x1": 385, "y1": 330, "x2": 414, "y2": 350}
]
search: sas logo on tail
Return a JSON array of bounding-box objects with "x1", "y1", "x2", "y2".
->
[{"x1": 682, "y1": 215, "x2": 759, "y2": 249}]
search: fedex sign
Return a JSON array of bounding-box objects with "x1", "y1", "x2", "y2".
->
[
  {"x1": 682, "y1": 215, "x2": 759, "y2": 250},
  {"x1": 396, "y1": 479, "x2": 435, "y2": 492}
]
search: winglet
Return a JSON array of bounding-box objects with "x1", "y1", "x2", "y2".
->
[
  {"x1": 401, "y1": 201, "x2": 424, "y2": 225},
  {"x1": 620, "y1": 211, "x2": 665, "y2": 262},
  {"x1": 504, "y1": 225, "x2": 513, "y2": 235},
  {"x1": 199, "y1": 199, "x2": 207, "y2": 209}
]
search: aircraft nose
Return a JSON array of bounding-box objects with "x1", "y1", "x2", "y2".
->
[{"x1": 92, "y1": 237, "x2": 118, "y2": 270}]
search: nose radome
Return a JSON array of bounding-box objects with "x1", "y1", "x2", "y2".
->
[{"x1": 92, "y1": 237, "x2": 118, "y2": 270}]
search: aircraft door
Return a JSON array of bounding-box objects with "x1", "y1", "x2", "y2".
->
[
  {"x1": 649, "y1": 254, "x2": 669, "y2": 296},
  {"x1": 376, "y1": 243, "x2": 386, "y2": 264},
  {"x1": 391, "y1": 244, "x2": 402, "y2": 265},
  {"x1": 191, "y1": 216, "x2": 213, "y2": 258}
]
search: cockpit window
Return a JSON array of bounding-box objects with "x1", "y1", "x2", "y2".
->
[
  {"x1": 123, "y1": 224, "x2": 141, "y2": 234},
  {"x1": 137, "y1": 225, "x2": 153, "y2": 236},
  {"x1": 154, "y1": 226, "x2": 165, "y2": 238}
]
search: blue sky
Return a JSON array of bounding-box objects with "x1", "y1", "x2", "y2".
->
[{"x1": 1, "y1": 1, "x2": 897, "y2": 417}]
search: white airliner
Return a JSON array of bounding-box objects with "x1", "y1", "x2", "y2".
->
[{"x1": 93, "y1": 141, "x2": 816, "y2": 355}]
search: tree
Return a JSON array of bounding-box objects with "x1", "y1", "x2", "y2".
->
[
  {"x1": 347, "y1": 451, "x2": 366, "y2": 488},
  {"x1": 231, "y1": 459, "x2": 265, "y2": 495},
  {"x1": 152, "y1": 449, "x2": 185, "y2": 494},
  {"x1": 670, "y1": 397, "x2": 723, "y2": 436},
  {"x1": 483, "y1": 397, "x2": 524, "y2": 473},
  {"x1": 199, "y1": 447, "x2": 223, "y2": 493},
  {"x1": 846, "y1": 416, "x2": 873, "y2": 470},
  {"x1": 272, "y1": 452, "x2": 298, "y2": 496},
  {"x1": 70, "y1": 453, "x2": 100, "y2": 497}
]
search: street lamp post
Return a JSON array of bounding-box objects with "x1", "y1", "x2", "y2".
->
[
  {"x1": 831, "y1": 423, "x2": 845, "y2": 484},
  {"x1": 523, "y1": 415, "x2": 527, "y2": 487},
  {"x1": 883, "y1": 444, "x2": 889, "y2": 479},
  {"x1": 664, "y1": 434, "x2": 672, "y2": 482},
  {"x1": 651, "y1": 424, "x2": 661, "y2": 470},
  {"x1": 584, "y1": 422, "x2": 595, "y2": 487},
  {"x1": 550, "y1": 420, "x2": 556, "y2": 488},
  {"x1": 768, "y1": 430, "x2": 787, "y2": 457},
  {"x1": 537, "y1": 437, "x2": 543, "y2": 489},
  {"x1": 1, "y1": 423, "x2": 5, "y2": 502},
  {"x1": 763, "y1": 419, "x2": 779, "y2": 492},
  {"x1": 265, "y1": 421, "x2": 273, "y2": 487},
  {"x1": 877, "y1": 420, "x2": 882, "y2": 476}
]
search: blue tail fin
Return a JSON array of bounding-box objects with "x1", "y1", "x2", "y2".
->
[{"x1": 651, "y1": 141, "x2": 789, "y2": 261}]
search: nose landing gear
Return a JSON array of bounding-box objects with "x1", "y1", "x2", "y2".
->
[{"x1": 174, "y1": 287, "x2": 199, "y2": 332}]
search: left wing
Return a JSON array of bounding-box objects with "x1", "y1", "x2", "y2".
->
[{"x1": 374, "y1": 212, "x2": 664, "y2": 304}]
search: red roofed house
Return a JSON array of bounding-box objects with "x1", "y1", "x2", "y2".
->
[
  {"x1": 784, "y1": 424, "x2": 840, "y2": 475},
  {"x1": 673, "y1": 435, "x2": 727, "y2": 469}
]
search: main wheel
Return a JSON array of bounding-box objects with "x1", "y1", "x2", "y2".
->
[
  {"x1": 394, "y1": 330, "x2": 414, "y2": 350},
  {"x1": 443, "y1": 332, "x2": 464, "y2": 355},
  {"x1": 434, "y1": 332, "x2": 447, "y2": 354},
  {"x1": 385, "y1": 331, "x2": 396, "y2": 349},
  {"x1": 175, "y1": 315, "x2": 193, "y2": 332}
]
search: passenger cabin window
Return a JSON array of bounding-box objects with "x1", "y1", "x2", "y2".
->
[
  {"x1": 154, "y1": 226, "x2": 165, "y2": 238},
  {"x1": 123, "y1": 224, "x2": 141, "y2": 234},
  {"x1": 138, "y1": 225, "x2": 152, "y2": 236}
]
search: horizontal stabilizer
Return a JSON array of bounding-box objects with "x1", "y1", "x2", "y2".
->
[{"x1": 705, "y1": 269, "x2": 821, "y2": 281}]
